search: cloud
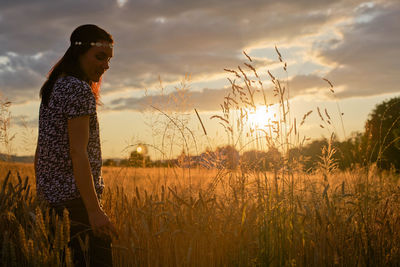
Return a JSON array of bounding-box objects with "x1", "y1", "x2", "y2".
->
[
  {"x1": 0, "y1": 51, "x2": 58, "y2": 103},
  {"x1": 108, "y1": 87, "x2": 232, "y2": 112},
  {"x1": 105, "y1": 72, "x2": 337, "y2": 113},
  {"x1": 314, "y1": 1, "x2": 400, "y2": 98},
  {"x1": 0, "y1": 0, "x2": 369, "y2": 103}
]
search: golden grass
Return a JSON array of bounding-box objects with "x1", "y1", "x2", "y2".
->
[{"x1": 1, "y1": 163, "x2": 400, "y2": 266}]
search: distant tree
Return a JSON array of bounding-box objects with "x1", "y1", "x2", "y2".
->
[
  {"x1": 215, "y1": 145, "x2": 240, "y2": 170},
  {"x1": 129, "y1": 150, "x2": 152, "y2": 167},
  {"x1": 287, "y1": 134, "x2": 369, "y2": 172},
  {"x1": 119, "y1": 158, "x2": 130, "y2": 167},
  {"x1": 289, "y1": 139, "x2": 329, "y2": 172},
  {"x1": 129, "y1": 151, "x2": 143, "y2": 167},
  {"x1": 241, "y1": 150, "x2": 268, "y2": 171},
  {"x1": 241, "y1": 148, "x2": 282, "y2": 171},
  {"x1": 265, "y1": 147, "x2": 282, "y2": 172},
  {"x1": 103, "y1": 159, "x2": 117, "y2": 166},
  {"x1": 334, "y1": 132, "x2": 369, "y2": 170},
  {"x1": 365, "y1": 97, "x2": 400, "y2": 170}
]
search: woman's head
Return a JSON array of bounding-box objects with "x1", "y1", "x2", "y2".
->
[
  {"x1": 70, "y1": 25, "x2": 113, "y2": 82},
  {"x1": 40, "y1": 24, "x2": 113, "y2": 106}
]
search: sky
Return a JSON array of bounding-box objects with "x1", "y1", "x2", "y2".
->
[{"x1": 0, "y1": 0, "x2": 399, "y2": 159}]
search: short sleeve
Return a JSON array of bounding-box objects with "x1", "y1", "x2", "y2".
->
[{"x1": 60, "y1": 77, "x2": 96, "y2": 119}]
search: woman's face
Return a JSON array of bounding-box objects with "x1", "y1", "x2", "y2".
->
[{"x1": 79, "y1": 41, "x2": 113, "y2": 82}]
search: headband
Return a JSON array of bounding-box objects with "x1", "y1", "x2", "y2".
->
[{"x1": 73, "y1": 41, "x2": 113, "y2": 48}]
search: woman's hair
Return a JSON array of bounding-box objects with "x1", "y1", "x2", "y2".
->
[{"x1": 40, "y1": 24, "x2": 113, "y2": 106}]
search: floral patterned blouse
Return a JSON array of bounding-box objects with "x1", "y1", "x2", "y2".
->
[{"x1": 36, "y1": 76, "x2": 103, "y2": 204}]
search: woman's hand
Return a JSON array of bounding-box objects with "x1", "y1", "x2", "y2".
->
[{"x1": 88, "y1": 209, "x2": 118, "y2": 239}]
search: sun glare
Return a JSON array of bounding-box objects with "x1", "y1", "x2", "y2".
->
[
  {"x1": 247, "y1": 105, "x2": 277, "y2": 129},
  {"x1": 136, "y1": 144, "x2": 148, "y2": 154}
]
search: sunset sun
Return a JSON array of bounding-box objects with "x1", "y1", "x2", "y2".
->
[{"x1": 247, "y1": 105, "x2": 277, "y2": 129}]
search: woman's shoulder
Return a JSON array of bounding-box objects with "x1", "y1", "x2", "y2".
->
[
  {"x1": 55, "y1": 75, "x2": 90, "y2": 88},
  {"x1": 53, "y1": 75, "x2": 91, "y2": 96}
]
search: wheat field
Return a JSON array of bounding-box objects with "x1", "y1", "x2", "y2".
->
[{"x1": 1, "y1": 161, "x2": 400, "y2": 266}]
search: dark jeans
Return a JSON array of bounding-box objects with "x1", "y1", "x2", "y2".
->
[{"x1": 52, "y1": 198, "x2": 113, "y2": 267}]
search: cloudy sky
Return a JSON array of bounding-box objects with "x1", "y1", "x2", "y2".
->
[{"x1": 0, "y1": 0, "x2": 399, "y2": 158}]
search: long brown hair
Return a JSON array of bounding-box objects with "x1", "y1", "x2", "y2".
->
[{"x1": 40, "y1": 24, "x2": 113, "y2": 106}]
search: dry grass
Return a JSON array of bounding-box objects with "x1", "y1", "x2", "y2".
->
[{"x1": 1, "y1": 163, "x2": 400, "y2": 266}]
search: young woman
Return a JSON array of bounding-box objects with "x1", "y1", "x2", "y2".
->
[{"x1": 35, "y1": 24, "x2": 116, "y2": 266}]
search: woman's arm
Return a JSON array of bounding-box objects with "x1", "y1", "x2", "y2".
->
[
  {"x1": 68, "y1": 115, "x2": 101, "y2": 213},
  {"x1": 68, "y1": 115, "x2": 116, "y2": 236}
]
